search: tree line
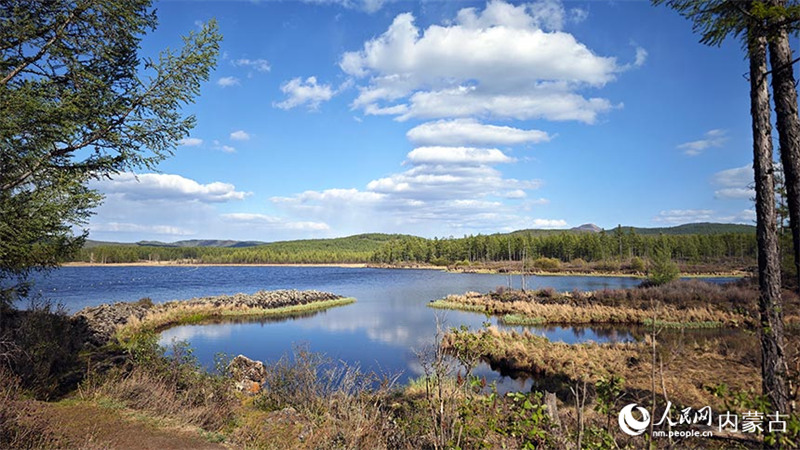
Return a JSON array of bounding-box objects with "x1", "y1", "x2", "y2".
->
[
  {"x1": 369, "y1": 230, "x2": 757, "y2": 266},
  {"x1": 72, "y1": 229, "x2": 759, "y2": 267},
  {"x1": 74, "y1": 245, "x2": 374, "y2": 264}
]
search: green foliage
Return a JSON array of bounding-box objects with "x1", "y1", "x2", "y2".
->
[
  {"x1": 0, "y1": 1, "x2": 221, "y2": 307},
  {"x1": 647, "y1": 241, "x2": 680, "y2": 286},
  {"x1": 629, "y1": 256, "x2": 646, "y2": 272},
  {"x1": 503, "y1": 391, "x2": 550, "y2": 447},
  {"x1": 595, "y1": 374, "x2": 624, "y2": 429},
  {"x1": 582, "y1": 425, "x2": 618, "y2": 450},
  {"x1": 124, "y1": 331, "x2": 163, "y2": 368}
]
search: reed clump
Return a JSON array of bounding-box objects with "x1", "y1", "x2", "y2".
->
[
  {"x1": 430, "y1": 286, "x2": 745, "y2": 328},
  {"x1": 442, "y1": 326, "x2": 764, "y2": 411}
]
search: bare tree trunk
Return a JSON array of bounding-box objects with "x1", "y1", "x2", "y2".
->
[
  {"x1": 749, "y1": 24, "x2": 789, "y2": 415},
  {"x1": 767, "y1": 0, "x2": 800, "y2": 292}
]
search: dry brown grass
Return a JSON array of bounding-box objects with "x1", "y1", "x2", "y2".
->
[
  {"x1": 233, "y1": 345, "x2": 402, "y2": 449},
  {"x1": 88, "y1": 367, "x2": 237, "y2": 431},
  {"x1": 81, "y1": 336, "x2": 238, "y2": 433},
  {"x1": 431, "y1": 291, "x2": 745, "y2": 327},
  {"x1": 442, "y1": 326, "x2": 764, "y2": 411}
]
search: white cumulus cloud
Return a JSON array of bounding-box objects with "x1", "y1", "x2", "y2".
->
[
  {"x1": 406, "y1": 146, "x2": 515, "y2": 165},
  {"x1": 678, "y1": 129, "x2": 728, "y2": 156},
  {"x1": 712, "y1": 165, "x2": 753, "y2": 199},
  {"x1": 339, "y1": 0, "x2": 637, "y2": 123},
  {"x1": 222, "y1": 213, "x2": 330, "y2": 231},
  {"x1": 178, "y1": 137, "x2": 203, "y2": 147},
  {"x1": 406, "y1": 119, "x2": 551, "y2": 146},
  {"x1": 274, "y1": 76, "x2": 335, "y2": 110},
  {"x1": 530, "y1": 218, "x2": 567, "y2": 228},
  {"x1": 90, "y1": 222, "x2": 195, "y2": 236},
  {"x1": 217, "y1": 76, "x2": 240, "y2": 87},
  {"x1": 299, "y1": 0, "x2": 385, "y2": 13},
  {"x1": 232, "y1": 58, "x2": 271, "y2": 72},
  {"x1": 270, "y1": 141, "x2": 556, "y2": 235},
  {"x1": 653, "y1": 209, "x2": 715, "y2": 224},
  {"x1": 230, "y1": 130, "x2": 251, "y2": 141},
  {"x1": 94, "y1": 173, "x2": 250, "y2": 203}
]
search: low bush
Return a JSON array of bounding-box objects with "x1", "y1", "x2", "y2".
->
[
  {"x1": 532, "y1": 257, "x2": 561, "y2": 271},
  {"x1": 429, "y1": 257, "x2": 451, "y2": 267},
  {"x1": 0, "y1": 301, "x2": 91, "y2": 400},
  {"x1": 628, "y1": 256, "x2": 646, "y2": 272},
  {"x1": 591, "y1": 260, "x2": 620, "y2": 272},
  {"x1": 244, "y1": 344, "x2": 399, "y2": 449}
]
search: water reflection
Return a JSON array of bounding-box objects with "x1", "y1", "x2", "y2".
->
[{"x1": 31, "y1": 266, "x2": 737, "y2": 386}]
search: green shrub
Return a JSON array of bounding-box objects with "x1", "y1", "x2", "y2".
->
[
  {"x1": 629, "y1": 256, "x2": 646, "y2": 272},
  {"x1": 647, "y1": 244, "x2": 679, "y2": 286},
  {"x1": 532, "y1": 257, "x2": 561, "y2": 271}
]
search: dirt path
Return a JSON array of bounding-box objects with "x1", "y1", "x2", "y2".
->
[{"x1": 36, "y1": 400, "x2": 231, "y2": 450}]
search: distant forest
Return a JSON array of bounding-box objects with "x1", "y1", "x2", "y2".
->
[
  {"x1": 370, "y1": 229, "x2": 757, "y2": 266},
  {"x1": 71, "y1": 224, "x2": 760, "y2": 267}
]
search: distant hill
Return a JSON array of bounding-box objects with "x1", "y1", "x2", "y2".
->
[
  {"x1": 136, "y1": 239, "x2": 267, "y2": 248},
  {"x1": 509, "y1": 222, "x2": 755, "y2": 237},
  {"x1": 248, "y1": 233, "x2": 413, "y2": 253},
  {"x1": 83, "y1": 239, "x2": 130, "y2": 248},
  {"x1": 82, "y1": 223, "x2": 755, "y2": 252},
  {"x1": 620, "y1": 222, "x2": 756, "y2": 235},
  {"x1": 83, "y1": 233, "x2": 413, "y2": 252},
  {"x1": 570, "y1": 223, "x2": 602, "y2": 233}
]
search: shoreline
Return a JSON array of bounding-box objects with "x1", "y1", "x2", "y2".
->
[
  {"x1": 75, "y1": 290, "x2": 355, "y2": 342},
  {"x1": 63, "y1": 261, "x2": 369, "y2": 268},
  {"x1": 61, "y1": 261, "x2": 747, "y2": 278}
]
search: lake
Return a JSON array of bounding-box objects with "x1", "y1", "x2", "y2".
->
[{"x1": 31, "y1": 266, "x2": 736, "y2": 386}]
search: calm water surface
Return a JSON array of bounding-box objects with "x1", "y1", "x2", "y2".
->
[{"x1": 32, "y1": 266, "x2": 736, "y2": 385}]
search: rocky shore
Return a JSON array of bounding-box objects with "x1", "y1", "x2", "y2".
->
[{"x1": 76, "y1": 289, "x2": 348, "y2": 344}]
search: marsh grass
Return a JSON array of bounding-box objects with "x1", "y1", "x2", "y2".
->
[
  {"x1": 641, "y1": 318, "x2": 723, "y2": 328},
  {"x1": 500, "y1": 314, "x2": 546, "y2": 325},
  {"x1": 428, "y1": 299, "x2": 488, "y2": 314},
  {"x1": 431, "y1": 292, "x2": 744, "y2": 327},
  {"x1": 443, "y1": 326, "x2": 767, "y2": 411}
]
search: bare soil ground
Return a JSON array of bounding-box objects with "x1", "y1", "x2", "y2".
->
[{"x1": 34, "y1": 399, "x2": 230, "y2": 450}]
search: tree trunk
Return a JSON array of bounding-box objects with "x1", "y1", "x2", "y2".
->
[
  {"x1": 749, "y1": 25, "x2": 789, "y2": 415},
  {"x1": 767, "y1": 0, "x2": 800, "y2": 293}
]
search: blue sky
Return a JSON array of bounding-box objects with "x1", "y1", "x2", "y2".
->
[{"x1": 87, "y1": 0, "x2": 771, "y2": 242}]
